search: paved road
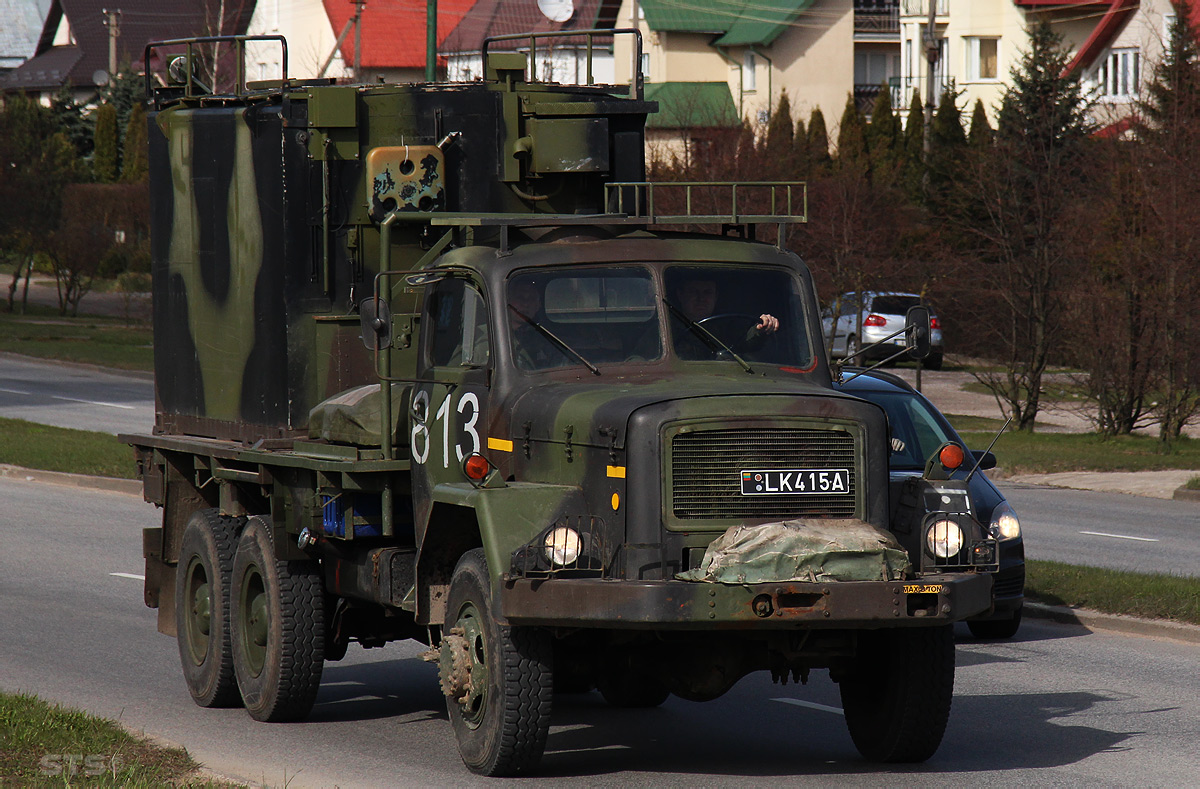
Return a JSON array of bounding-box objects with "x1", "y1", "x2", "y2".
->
[
  {"x1": 3, "y1": 478, "x2": 1200, "y2": 787},
  {"x1": 999, "y1": 482, "x2": 1200, "y2": 577},
  {"x1": 0, "y1": 354, "x2": 154, "y2": 435}
]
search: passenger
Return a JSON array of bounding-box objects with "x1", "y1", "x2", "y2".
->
[{"x1": 507, "y1": 279, "x2": 567, "y2": 370}]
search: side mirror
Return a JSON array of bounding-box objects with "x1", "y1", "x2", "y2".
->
[
  {"x1": 359, "y1": 297, "x2": 393, "y2": 350},
  {"x1": 971, "y1": 450, "x2": 997, "y2": 471},
  {"x1": 905, "y1": 305, "x2": 931, "y2": 360}
]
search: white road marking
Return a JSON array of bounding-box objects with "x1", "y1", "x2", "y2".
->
[
  {"x1": 1079, "y1": 530, "x2": 1159, "y2": 543},
  {"x1": 1, "y1": 386, "x2": 136, "y2": 410},
  {"x1": 49, "y1": 394, "x2": 136, "y2": 410},
  {"x1": 110, "y1": 572, "x2": 146, "y2": 581},
  {"x1": 772, "y1": 698, "x2": 845, "y2": 716}
]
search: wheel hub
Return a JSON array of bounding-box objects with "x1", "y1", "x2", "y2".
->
[
  {"x1": 441, "y1": 605, "x2": 489, "y2": 725},
  {"x1": 439, "y1": 627, "x2": 473, "y2": 702}
]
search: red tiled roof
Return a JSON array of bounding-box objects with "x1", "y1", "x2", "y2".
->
[{"x1": 323, "y1": 0, "x2": 479, "y2": 70}]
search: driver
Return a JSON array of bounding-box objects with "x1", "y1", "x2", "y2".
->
[
  {"x1": 508, "y1": 279, "x2": 567, "y2": 370},
  {"x1": 672, "y1": 277, "x2": 779, "y2": 359}
]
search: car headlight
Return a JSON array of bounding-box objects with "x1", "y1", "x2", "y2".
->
[
  {"x1": 989, "y1": 502, "x2": 1021, "y2": 541},
  {"x1": 926, "y1": 518, "x2": 964, "y2": 559},
  {"x1": 543, "y1": 526, "x2": 582, "y2": 566}
]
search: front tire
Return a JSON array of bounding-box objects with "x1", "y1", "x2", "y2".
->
[
  {"x1": 230, "y1": 516, "x2": 325, "y2": 722},
  {"x1": 176, "y1": 509, "x2": 244, "y2": 708},
  {"x1": 443, "y1": 549, "x2": 552, "y2": 776},
  {"x1": 839, "y1": 625, "x2": 955, "y2": 763},
  {"x1": 968, "y1": 606, "x2": 1022, "y2": 640}
]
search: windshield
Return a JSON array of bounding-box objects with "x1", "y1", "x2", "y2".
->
[
  {"x1": 664, "y1": 266, "x2": 813, "y2": 367},
  {"x1": 507, "y1": 267, "x2": 660, "y2": 371},
  {"x1": 852, "y1": 389, "x2": 959, "y2": 470}
]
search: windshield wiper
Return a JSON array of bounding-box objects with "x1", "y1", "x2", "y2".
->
[
  {"x1": 662, "y1": 298, "x2": 754, "y2": 374},
  {"x1": 507, "y1": 306, "x2": 600, "y2": 376}
]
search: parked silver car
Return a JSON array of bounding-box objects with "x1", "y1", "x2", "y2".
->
[{"x1": 824, "y1": 292, "x2": 944, "y2": 370}]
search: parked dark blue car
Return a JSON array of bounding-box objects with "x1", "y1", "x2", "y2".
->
[{"x1": 837, "y1": 369, "x2": 1024, "y2": 638}]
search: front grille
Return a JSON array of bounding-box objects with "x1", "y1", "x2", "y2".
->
[{"x1": 671, "y1": 427, "x2": 857, "y2": 520}]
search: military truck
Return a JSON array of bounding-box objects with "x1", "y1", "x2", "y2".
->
[{"x1": 123, "y1": 33, "x2": 996, "y2": 776}]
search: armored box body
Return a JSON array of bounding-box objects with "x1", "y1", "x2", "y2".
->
[{"x1": 148, "y1": 79, "x2": 650, "y2": 442}]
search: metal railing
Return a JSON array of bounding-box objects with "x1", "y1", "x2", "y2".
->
[
  {"x1": 483, "y1": 28, "x2": 644, "y2": 100},
  {"x1": 144, "y1": 35, "x2": 287, "y2": 105},
  {"x1": 604, "y1": 181, "x2": 807, "y2": 225}
]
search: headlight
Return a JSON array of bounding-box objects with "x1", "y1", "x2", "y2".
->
[
  {"x1": 543, "y1": 527, "x2": 582, "y2": 566},
  {"x1": 990, "y1": 502, "x2": 1021, "y2": 541},
  {"x1": 926, "y1": 519, "x2": 964, "y2": 559}
]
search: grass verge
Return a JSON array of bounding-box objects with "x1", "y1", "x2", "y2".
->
[
  {"x1": 0, "y1": 418, "x2": 137, "y2": 479},
  {"x1": 1026, "y1": 559, "x2": 1200, "y2": 626},
  {"x1": 0, "y1": 691, "x2": 206, "y2": 785},
  {"x1": 952, "y1": 424, "x2": 1200, "y2": 474},
  {"x1": 0, "y1": 304, "x2": 152, "y2": 371}
]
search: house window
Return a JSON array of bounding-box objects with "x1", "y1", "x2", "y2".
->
[
  {"x1": 966, "y1": 37, "x2": 998, "y2": 80},
  {"x1": 640, "y1": 52, "x2": 650, "y2": 81},
  {"x1": 1097, "y1": 48, "x2": 1139, "y2": 99},
  {"x1": 743, "y1": 51, "x2": 757, "y2": 93}
]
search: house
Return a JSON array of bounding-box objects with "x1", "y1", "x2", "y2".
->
[
  {"x1": 607, "y1": 0, "x2": 901, "y2": 159},
  {"x1": 246, "y1": 0, "x2": 478, "y2": 83},
  {"x1": 439, "y1": 0, "x2": 620, "y2": 84},
  {"x1": 898, "y1": 0, "x2": 1198, "y2": 129},
  {"x1": 2, "y1": 0, "x2": 253, "y2": 104},
  {"x1": 0, "y1": 0, "x2": 52, "y2": 75}
]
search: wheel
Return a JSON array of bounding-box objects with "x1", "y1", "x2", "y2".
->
[
  {"x1": 923, "y1": 352, "x2": 944, "y2": 371},
  {"x1": 968, "y1": 606, "x2": 1022, "y2": 640},
  {"x1": 441, "y1": 549, "x2": 552, "y2": 776},
  {"x1": 230, "y1": 516, "x2": 325, "y2": 722},
  {"x1": 176, "y1": 508, "x2": 244, "y2": 708},
  {"x1": 596, "y1": 669, "x2": 670, "y2": 708},
  {"x1": 845, "y1": 334, "x2": 860, "y2": 362},
  {"x1": 839, "y1": 625, "x2": 954, "y2": 763}
]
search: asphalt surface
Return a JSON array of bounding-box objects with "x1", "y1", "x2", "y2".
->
[
  {"x1": 0, "y1": 353, "x2": 154, "y2": 435},
  {"x1": 3, "y1": 476, "x2": 1200, "y2": 787}
]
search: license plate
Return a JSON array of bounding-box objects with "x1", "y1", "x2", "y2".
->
[{"x1": 740, "y1": 468, "x2": 851, "y2": 495}]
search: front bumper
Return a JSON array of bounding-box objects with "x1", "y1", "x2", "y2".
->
[{"x1": 500, "y1": 572, "x2": 993, "y2": 629}]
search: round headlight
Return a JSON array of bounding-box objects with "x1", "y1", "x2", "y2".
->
[
  {"x1": 543, "y1": 527, "x2": 582, "y2": 566},
  {"x1": 990, "y1": 503, "x2": 1021, "y2": 541},
  {"x1": 926, "y1": 519, "x2": 964, "y2": 559}
]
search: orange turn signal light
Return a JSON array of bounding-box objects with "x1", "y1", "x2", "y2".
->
[
  {"x1": 939, "y1": 444, "x2": 965, "y2": 470},
  {"x1": 463, "y1": 453, "x2": 491, "y2": 481}
]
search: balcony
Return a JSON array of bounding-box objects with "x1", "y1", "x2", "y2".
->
[
  {"x1": 854, "y1": 78, "x2": 903, "y2": 116},
  {"x1": 855, "y1": 1, "x2": 899, "y2": 35}
]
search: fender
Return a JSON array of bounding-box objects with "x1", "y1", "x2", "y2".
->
[{"x1": 416, "y1": 481, "x2": 588, "y2": 623}]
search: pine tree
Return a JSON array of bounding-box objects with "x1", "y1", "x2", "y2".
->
[
  {"x1": 866, "y1": 84, "x2": 902, "y2": 183},
  {"x1": 736, "y1": 117, "x2": 758, "y2": 175},
  {"x1": 50, "y1": 84, "x2": 94, "y2": 159},
  {"x1": 835, "y1": 94, "x2": 868, "y2": 174},
  {"x1": 806, "y1": 108, "x2": 831, "y2": 171},
  {"x1": 792, "y1": 117, "x2": 809, "y2": 177},
  {"x1": 765, "y1": 90, "x2": 794, "y2": 158},
  {"x1": 902, "y1": 90, "x2": 925, "y2": 199},
  {"x1": 120, "y1": 102, "x2": 149, "y2": 183},
  {"x1": 968, "y1": 99, "x2": 993, "y2": 148},
  {"x1": 92, "y1": 104, "x2": 120, "y2": 183},
  {"x1": 928, "y1": 88, "x2": 967, "y2": 187}
]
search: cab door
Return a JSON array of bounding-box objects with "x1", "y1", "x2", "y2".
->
[{"x1": 410, "y1": 275, "x2": 492, "y2": 518}]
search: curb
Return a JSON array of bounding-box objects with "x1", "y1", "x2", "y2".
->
[
  {"x1": 1025, "y1": 601, "x2": 1200, "y2": 645},
  {"x1": 1173, "y1": 486, "x2": 1200, "y2": 502},
  {"x1": 0, "y1": 464, "x2": 142, "y2": 496}
]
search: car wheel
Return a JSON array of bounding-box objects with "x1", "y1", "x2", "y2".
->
[
  {"x1": 846, "y1": 334, "x2": 860, "y2": 362},
  {"x1": 967, "y1": 606, "x2": 1022, "y2": 640},
  {"x1": 442, "y1": 549, "x2": 552, "y2": 776},
  {"x1": 230, "y1": 516, "x2": 325, "y2": 722},
  {"x1": 924, "y1": 352, "x2": 944, "y2": 371}
]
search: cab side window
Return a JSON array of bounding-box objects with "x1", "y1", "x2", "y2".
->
[{"x1": 427, "y1": 279, "x2": 490, "y2": 368}]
